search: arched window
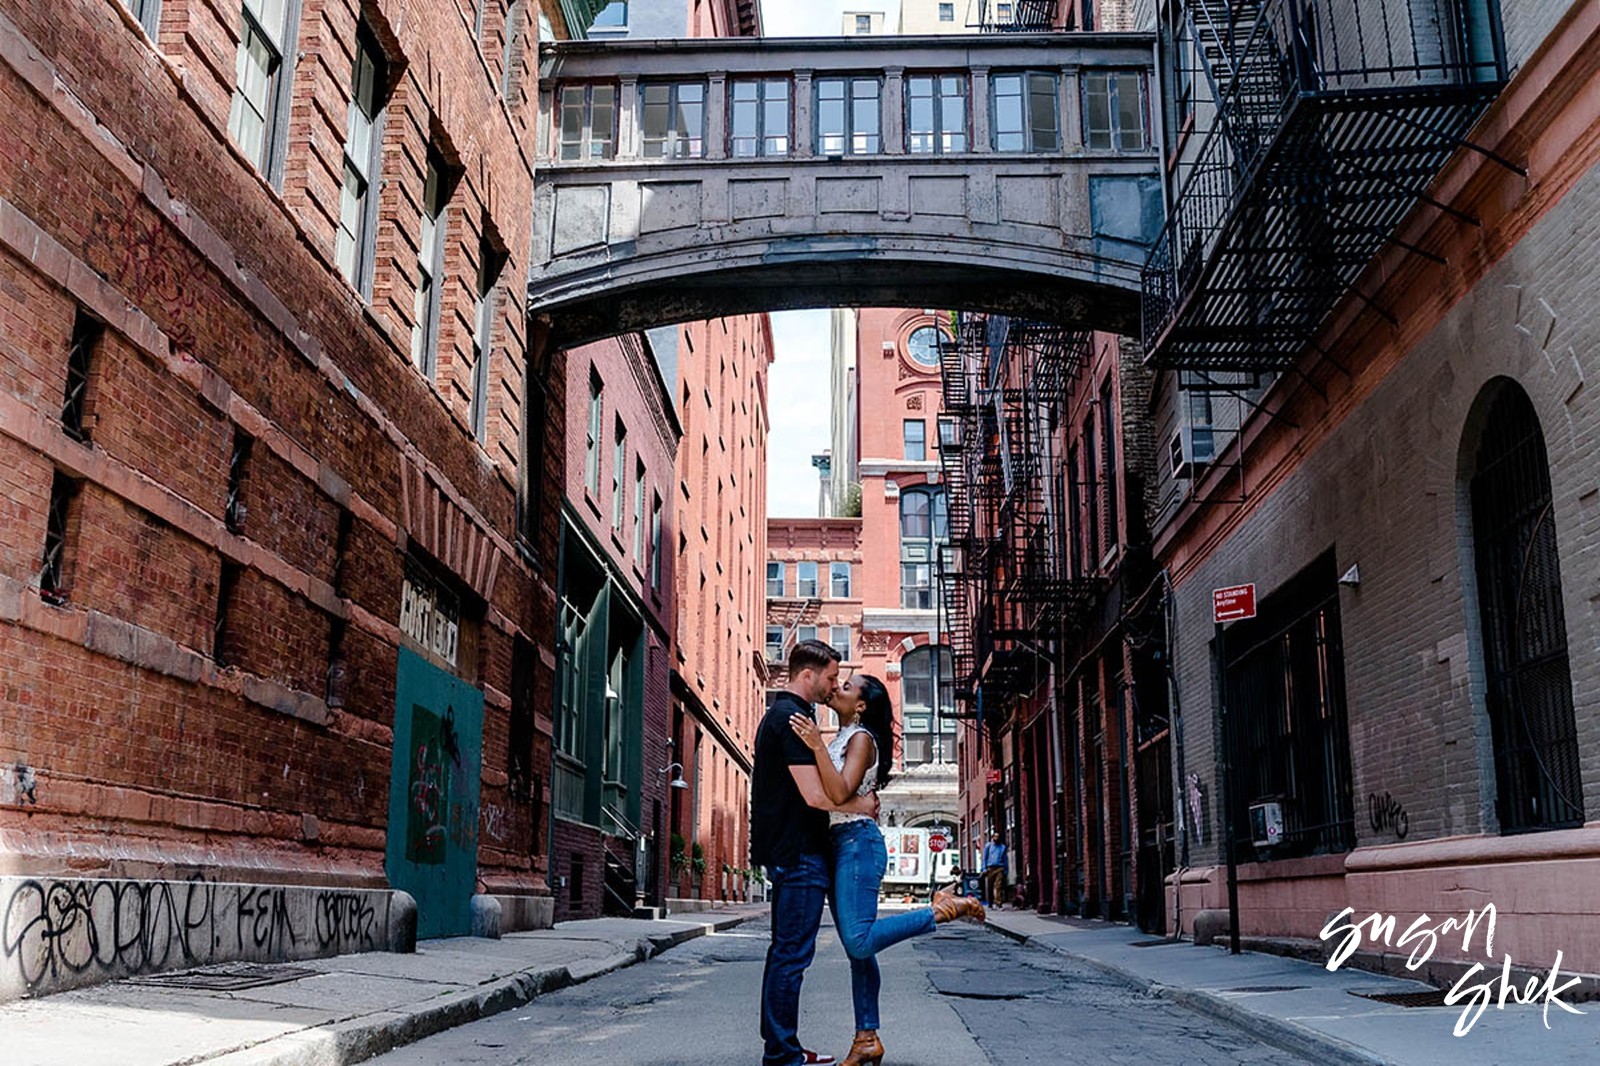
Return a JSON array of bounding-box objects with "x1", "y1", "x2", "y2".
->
[
  {"x1": 900, "y1": 487, "x2": 948, "y2": 609},
  {"x1": 1468, "y1": 382, "x2": 1583, "y2": 832},
  {"x1": 901, "y1": 645, "x2": 955, "y2": 767}
]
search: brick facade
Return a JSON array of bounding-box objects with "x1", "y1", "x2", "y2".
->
[{"x1": 0, "y1": 0, "x2": 558, "y2": 977}]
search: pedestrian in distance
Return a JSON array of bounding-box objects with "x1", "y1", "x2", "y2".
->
[
  {"x1": 790, "y1": 673, "x2": 986, "y2": 1066},
  {"x1": 753, "y1": 639, "x2": 879, "y2": 1066},
  {"x1": 981, "y1": 831, "x2": 1008, "y2": 910}
]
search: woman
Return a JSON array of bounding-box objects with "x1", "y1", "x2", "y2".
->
[{"x1": 790, "y1": 674, "x2": 985, "y2": 1066}]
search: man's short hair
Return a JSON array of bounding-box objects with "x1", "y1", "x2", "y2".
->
[{"x1": 788, "y1": 638, "x2": 841, "y2": 676}]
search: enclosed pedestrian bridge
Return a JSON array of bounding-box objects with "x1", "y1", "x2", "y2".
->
[{"x1": 530, "y1": 33, "x2": 1160, "y2": 348}]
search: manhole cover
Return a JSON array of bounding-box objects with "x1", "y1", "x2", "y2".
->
[
  {"x1": 1224, "y1": 985, "x2": 1308, "y2": 994},
  {"x1": 1351, "y1": 989, "x2": 1453, "y2": 1008},
  {"x1": 126, "y1": 962, "x2": 320, "y2": 991},
  {"x1": 1129, "y1": 939, "x2": 1175, "y2": 948}
]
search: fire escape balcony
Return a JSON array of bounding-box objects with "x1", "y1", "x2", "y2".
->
[
  {"x1": 1143, "y1": 0, "x2": 1509, "y2": 372},
  {"x1": 976, "y1": 0, "x2": 1059, "y2": 32}
]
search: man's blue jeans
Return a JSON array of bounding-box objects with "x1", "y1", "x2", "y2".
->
[
  {"x1": 827, "y1": 820, "x2": 937, "y2": 1032},
  {"x1": 762, "y1": 851, "x2": 831, "y2": 1066}
]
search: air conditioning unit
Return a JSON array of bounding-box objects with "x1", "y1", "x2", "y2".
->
[
  {"x1": 1169, "y1": 423, "x2": 1216, "y2": 480},
  {"x1": 1249, "y1": 801, "x2": 1285, "y2": 849}
]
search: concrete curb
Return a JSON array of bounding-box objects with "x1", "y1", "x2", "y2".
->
[
  {"x1": 204, "y1": 912, "x2": 757, "y2": 1066},
  {"x1": 988, "y1": 923, "x2": 1390, "y2": 1066}
]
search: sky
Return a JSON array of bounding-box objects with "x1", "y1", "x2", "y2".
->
[{"x1": 758, "y1": 1, "x2": 892, "y2": 517}]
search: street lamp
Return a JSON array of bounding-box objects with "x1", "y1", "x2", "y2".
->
[{"x1": 659, "y1": 763, "x2": 690, "y2": 790}]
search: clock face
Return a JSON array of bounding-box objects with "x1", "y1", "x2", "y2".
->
[{"x1": 907, "y1": 326, "x2": 944, "y2": 367}]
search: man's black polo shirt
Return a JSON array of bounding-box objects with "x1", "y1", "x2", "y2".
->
[{"x1": 750, "y1": 691, "x2": 830, "y2": 869}]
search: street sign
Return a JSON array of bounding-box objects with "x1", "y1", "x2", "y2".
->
[
  {"x1": 1213, "y1": 584, "x2": 1257, "y2": 623},
  {"x1": 929, "y1": 834, "x2": 947, "y2": 853},
  {"x1": 985, "y1": 769, "x2": 1002, "y2": 785}
]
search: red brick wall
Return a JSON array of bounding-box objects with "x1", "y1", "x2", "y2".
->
[{"x1": 0, "y1": 0, "x2": 557, "y2": 902}]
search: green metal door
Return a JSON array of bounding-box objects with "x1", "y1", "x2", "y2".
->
[{"x1": 387, "y1": 647, "x2": 484, "y2": 939}]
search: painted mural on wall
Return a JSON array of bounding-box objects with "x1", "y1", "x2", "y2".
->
[
  {"x1": 0, "y1": 875, "x2": 393, "y2": 1001},
  {"x1": 387, "y1": 647, "x2": 483, "y2": 939}
]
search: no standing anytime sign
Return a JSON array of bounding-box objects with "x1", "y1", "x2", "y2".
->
[{"x1": 1212, "y1": 584, "x2": 1257, "y2": 624}]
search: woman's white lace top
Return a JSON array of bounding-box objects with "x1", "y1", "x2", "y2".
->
[{"x1": 827, "y1": 723, "x2": 878, "y2": 827}]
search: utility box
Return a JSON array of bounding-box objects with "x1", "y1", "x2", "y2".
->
[{"x1": 1249, "y1": 801, "x2": 1285, "y2": 849}]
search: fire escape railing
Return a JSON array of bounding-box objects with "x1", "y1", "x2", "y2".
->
[
  {"x1": 974, "y1": 0, "x2": 1058, "y2": 33},
  {"x1": 1143, "y1": 0, "x2": 1509, "y2": 372}
]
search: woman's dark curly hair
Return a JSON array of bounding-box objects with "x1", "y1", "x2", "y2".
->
[{"x1": 851, "y1": 674, "x2": 896, "y2": 791}]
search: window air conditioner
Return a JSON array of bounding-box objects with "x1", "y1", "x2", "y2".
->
[{"x1": 1169, "y1": 423, "x2": 1216, "y2": 479}]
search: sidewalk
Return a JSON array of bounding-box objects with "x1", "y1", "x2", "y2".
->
[
  {"x1": 0, "y1": 904, "x2": 766, "y2": 1066},
  {"x1": 984, "y1": 909, "x2": 1600, "y2": 1066}
]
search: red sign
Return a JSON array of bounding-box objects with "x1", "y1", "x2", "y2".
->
[
  {"x1": 928, "y1": 834, "x2": 948, "y2": 854},
  {"x1": 1213, "y1": 584, "x2": 1257, "y2": 624},
  {"x1": 986, "y1": 769, "x2": 1002, "y2": 785}
]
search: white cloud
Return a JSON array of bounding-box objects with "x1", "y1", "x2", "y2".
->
[{"x1": 766, "y1": 310, "x2": 832, "y2": 517}]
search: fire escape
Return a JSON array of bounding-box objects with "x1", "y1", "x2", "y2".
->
[
  {"x1": 973, "y1": 0, "x2": 1058, "y2": 32},
  {"x1": 938, "y1": 315, "x2": 1098, "y2": 719},
  {"x1": 1143, "y1": 0, "x2": 1511, "y2": 502}
]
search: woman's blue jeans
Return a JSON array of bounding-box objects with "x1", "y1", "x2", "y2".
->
[{"x1": 827, "y1": 820, "x2": 936, "y2": 1031}]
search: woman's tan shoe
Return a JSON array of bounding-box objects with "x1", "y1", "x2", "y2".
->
[
  {"x1": 840, "y1": 1030, "x2": 885, "y2": 1066},
  {"x1": 931, "y1": 889, "x2": 987, "y2": 924}
]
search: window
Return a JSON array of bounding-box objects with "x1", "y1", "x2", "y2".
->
[
  {"x1": 900, "y1": 487, "x2": 948, "y2": 609},
  {"x1": 554, "y1": 599, "x2": 586, "y2": 817},
  {"x1": 1065, "y1": 444, "x2": 1082, "y2": 578},
  {"x1": 939, "y1": 2, "x2": 954, "y2": 20},
  {"x1": 632, "y1": 460, "x2": 645, "y2": 561},
  {"x1": 410, "y1": 153, "x2": 450, "y2": 377},
  {"x1": 225, "y1": 430, "x2": 253, "y2": 533},
  {"x1": 227, "y1": 0, "x2": 297, "y2": 183},
  {"x1": 907, "y1": 75, "x2": 967, "y2": 154},
  {"x1": 62, "y1": 310, "x2": 102, "y2": 443},
  {"x1": 730, "y1": 80, "x2": 790, "y2": 157},
  {"x1": 1100, "y1": 379, "x2": 1118, "y2": 550},
  {"x1": 766, "y1": 627, "x2": 784, "y2": 661},
  {"x1": 471, "y1": 228, "x2": 507, "y2": 443},
  {"x1": 214, "y1": 560, "x2": 241, "y2": 664},
  {"x1": 796, "y1": 561, "x2": 818, "y2": 598},
  {"x1": 39, "y1": 472, "x2": 78, "y2": 606},
  {"x1": 901, "y1": 646, "x2": 955, "y2": 767},
  {"x1": 559, "y1": 84, "x2": 617, "y2": 161},
  {"x1": 767, "y1": 560, "x2": 785, "y2": 597},
  {"x1": 592, "y1": 0, "x2": 626, "y2": 27},
  {"x1": 831, "y1": 625, "x2": 851, "y2": 661},
  {"x1": 1082, "y1": 414, "x2": 1100, "y2": 566},
  {"x1": 336, "y1": 26, "x2": 388, "y2": 295},
  {"x1": 612, "y1": 421, "x2": 627, "y2": 531},
  {"x1": 1084, "y1": 70, "x2": 1146, "y2": 151},
  {"x1": 855, "y1": 13, "x2": 872, "y2": 32},
  {"x1": 817, "y1": 78, "x2": 881, "y2": 156},
  {"x1": 992, "y1": 72, "x2": 1059, "y2": 152},
  {"x1": 650, "y1": 492, "x2": 663, "y2": 589},
  {"x1": 640, "y1": 82, "x2": 705, "y2": 158},
  {"x1": 1468, "y1": 383, "x2": 1584, "y2": 832},
  {"x1": 904, "y1": 419, "x2": 927, "y2": 461},
  {"x1": 121, "y1": 0, "x2": 161, "y2": 36},
  {"x1": 996, "y1": 2, "x2": 1013, "y2": 21},
  {"x1": 585, "y1": 373, "x2": 602, "y2": 495},
  {"x1": 830, "y1": 561, "x2": 853, "y2": 599},
  {"x1": 797, "y1": 624, "x2": 818, "y2": 645}
]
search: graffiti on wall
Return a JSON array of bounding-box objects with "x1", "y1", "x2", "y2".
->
[
  {"x1": 1185, "y1": 773, "x2": 1208, "y2": 847},
  {"x1": 1366, "y1": 791, "x2": 1410, "y2": 840},
  {"x1": 0, "y1": 875, "x2": 387, "y2": 997}
]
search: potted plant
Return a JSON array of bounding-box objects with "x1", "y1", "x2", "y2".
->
[
  {"x1": 669, "y1": 833, "x2": 687, "y2": 893},
  {"x1": 690, "y1": 842, "x2": 706, "y2": 897}
]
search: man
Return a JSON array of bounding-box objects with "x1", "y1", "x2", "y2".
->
[
  {"x1": 753, "y1": 639, "x2": 878, "y2": 1066},
  {"x1": 981, "y1": 831, "x2": 1007, "y2": 909}
]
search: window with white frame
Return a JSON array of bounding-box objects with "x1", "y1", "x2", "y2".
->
[
  {"x1": 830, "y1": 561, "x2": 853, "y2": 599},
  {"x1": 335, "y1": 25, "x2": 388, "y2": 295},
  {"x1": 938, "y1": 2, "x2": 954, "y2": 20},
  {"x1": 730, "y1": 80, "x2": 790, "y2": 157},
  {"x1": 907, "y1": 74, "x2": 967, "y2": 154},
  {"x1": 904, "y1": 419, "x2": 927, "y2": 461},
  {"x1": 991, "y1": 71, "x2": 1059, "y2": 152},
  {"x1": 559, "y1": 83, "x2": 617, "y2": 161},
  {"x1": 227, "y1": 0, "x2": 297, "y2": 185},
  {"x1": 410, "y1": 152, "x2": 450, "y2": 377},
  {"x1": 585, "y1": 373, "x2": 602, "y2": 495},
  {"x1": 816, "y1": 77, "x2": 881, "y2": 155},
  {"x1": 797, "y1": 624, "x2": 818, "y2": 645},
  {"x1": 632, "y1": 460, "x2": 646, "y2": 561},
  {"x1": 470, "y1": 229, "x2": 506, "y2": 443},
  {"x1": 765, "y1": 626, "x2": 784, "y2": 660},
  {"x1": 640, "y1": 82, "x2": 706, "y2": 158},
  {"x1": 796, "y1": 561, "x2": 819, "y2": 598},
  {"x1": 855, "y1": 13, "x2": 872, "y2": 32},
  {"x1": 900, "y1": 487, "x2": 948, "y2": 609},
  {"x1": 611, "y1": 420, "x2": 627, "y2": 531},
  {"x1": 767, "y1": 560, "x2": 785, "y2": 597},
  {"x1": 1084, "y1": 70, "x2": 1147, "y2": 150},
  {"x1": 831, "y1": 625, "x2": 851, "y2": 661}
]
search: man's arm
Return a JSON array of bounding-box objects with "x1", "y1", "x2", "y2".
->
[{"x1": 789, "y1": 765, "x2": 878, "y2": 817}]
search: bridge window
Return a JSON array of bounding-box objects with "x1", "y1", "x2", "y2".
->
[
  {"x1": 730, "y1": 79, "x2": 790, "y2": 157},
  {"x1": 907, "y1": 74, "x2": 968, "y2": 154},
  {"x1": 1084, "y1": 70, "x2": 1146, "y2": 151},
  {"x1": 817, "y1": 77, "x2": 882, "y2": 156},
  {"x1": 992, "y1": 72, "x2": 1058, "y2": 152},
  {"x1": 641, "y1": 82, "x2": 705, "y2": 159},
  {"x1": 559, "y1": 84, "x2": 617, "y2": 161}
]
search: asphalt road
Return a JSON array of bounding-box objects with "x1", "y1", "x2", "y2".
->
[{"x1": 368, "y1": 912, "x2": 1314, "y2": 1065}]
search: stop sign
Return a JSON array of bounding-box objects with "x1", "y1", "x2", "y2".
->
[{"x1": 928, "y1": 833, "x2": 948, "y2": 853}]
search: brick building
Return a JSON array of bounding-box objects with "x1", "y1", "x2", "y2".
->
[
  {"x1": 765, "y1": 517, "x2": 863, "y2": 676},
  {"x1": 1143, "y1": 0, "x2": 1600, "y2": 979},
  {"x1": 550, "y1": 332, "x2": 679, "y2": 921},
  {"x1": 0, "y1": 0, "x2": 564, "y2": 994}
]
